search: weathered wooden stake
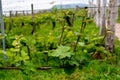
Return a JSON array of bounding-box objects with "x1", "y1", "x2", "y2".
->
[
  {"x1": 15, "y1": 11, "x2": 18, "y2": 16},
  {"x1": 9, "y1": 11, "x2": 13, "y2": 32},
  {"x1": 23, "y1": 10, "x2": 25, "y2": 15},
  {"x1": 31, "y1": 4, "x2": 35, "y2": 34}
]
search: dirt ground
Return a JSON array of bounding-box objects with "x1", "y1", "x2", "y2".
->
[{"x1": 115, "y1": 23, "x2": 120, "y2": 40}]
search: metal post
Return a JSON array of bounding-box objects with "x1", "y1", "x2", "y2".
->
[{"x1": 0, "y1": 0, "x2": 7, "y2": 61}]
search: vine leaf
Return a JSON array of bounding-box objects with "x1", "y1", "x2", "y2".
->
[{"x1": 49, "y1": 46, "x2": 74, "y2": 59}]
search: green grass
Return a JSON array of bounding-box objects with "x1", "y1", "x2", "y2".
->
[{"x1": 0, "y1": 62, "x2": 120, "y2": 80}]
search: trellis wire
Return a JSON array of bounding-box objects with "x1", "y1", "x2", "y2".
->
[{"x1": 2, "y1": 5, "x2": 120, "y2": 16}]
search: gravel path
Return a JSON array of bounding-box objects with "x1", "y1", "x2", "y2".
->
[{"x1": 115, "y1": 23, "x2": 120, "y2": 40}]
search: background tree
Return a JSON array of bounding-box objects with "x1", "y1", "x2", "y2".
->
[
  {"x1": 105, "y1": 0, "x2": 118, "y2": 53},
  {"x1": 88, "y1": 0, "x2": 94, "y2": 17},
  {"x1": 96, "y1": 0, "x2": 101, "y2": 27},
  {"x1": 100, "y1": 0, "x2": 107, "y2": 35}
]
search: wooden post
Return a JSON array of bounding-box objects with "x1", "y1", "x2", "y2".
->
[
  {"x1": 31, "y1": 4, "x2": 34, "y2": 21},
  {"x1": 71, "y1": 14, "x2": 75, "y2": 27},
  {"x1": 23, "y1": 10, "x2": 25, "y2": 16},
  {"x1": 9, "y1": 11, "x2": 12, "y2": 32},
  {"x1": 10, "y1": 11, "x2": 12, "y2": 16},
  {"x1": 31, "y1": 4, "x2": 35, "y2": 34},
  {"x1": 0, "y1": 0, "x2": 7, "y2": 61},
  {"x1": 26, "y1": 11, "x2": 28, "y2": 15},
  {"x1": 15, "y1": 11, "x2": 18, "y2": 16}
]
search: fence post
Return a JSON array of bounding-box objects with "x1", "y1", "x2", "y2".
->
[
  {"x1": 31, "y1": 4, "x2": 35, "y2": 34},
  {"x1": 9, "y1": 11, "x2": 12, "y2": 31},
  {"x1": 23, "y1": 10, "x2": 25, "y2": 16},
  {"x1": 26, "y1": 11, "x2": 29, "y2": 15},
  {"x1": 0, "y1": 0, "x2": 7, "y2": 62},
  {"x1": 15, "y1": 11, "x2": 18, "y2": 16}
]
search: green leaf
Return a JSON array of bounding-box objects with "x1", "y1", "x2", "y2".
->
[
  {"x1": 22, "y1": 56, "x2": 29, "y2": 62},
  {"x1": 49, "y1": 46, "x2": 74, "y2": 59},
  {"x1": 47, "y1": 35, "x2": 55, "y2": 43},
  {"x1": 83, "y1": 49, "x2": 87, "y2": 53},
  {"x1": 12, "y1": 40, "x2": 19, "y2": 47},
  {"x1": 66, "y1": 31, "x2": 74, "y2": 38},
  {"x1": 69, "y1": 60, "x2": 79, "y2": 66},
  {"x1": 21, "y1": 50, "x2": 28, "y2": 56},
  {"x1": 14, "y1": 56, "x2": 22, "y2": 62},
  {"x1": 10, "y1": 48, "x2": 20, "y2": 52},
  {"x1": 78, "y1": 42, "x2": 85, "y2": 47},
  {"x1": 0, "y1": 50, "x2": 3, "y2": 54},
  {"x1": 0, "y1": 33, "x2": 2, "y2": 39},
  {"x1": 91, "y1": 36, "x2": 103, "y2": 42},
  {"x1": 96, "y1": 46, "x2": 105, "y2": 52}
]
